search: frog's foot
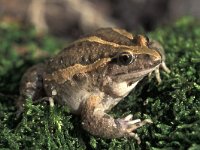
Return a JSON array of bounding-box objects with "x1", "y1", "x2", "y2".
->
[
  {"x1": 33, "y1": 96, "x2": 55, "y2": 107},
  {"x1": 150, "y1": 61, "x2": 170, "y2": 84},
  {"x1": 116, "y1": 114, "x2": 152, "y2": 144}
]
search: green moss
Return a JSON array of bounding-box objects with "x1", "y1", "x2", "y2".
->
[{"x1": 0, "y1": 17, "x2": 199, "y2": 149}]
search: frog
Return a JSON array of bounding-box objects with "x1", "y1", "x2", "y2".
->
[{"x1": 17, "y1": 28, "x2": 170, "y2": 143}]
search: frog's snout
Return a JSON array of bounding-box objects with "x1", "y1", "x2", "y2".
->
[{"x1": 150, "y1": 50, "x2": 162, "y2": 62}]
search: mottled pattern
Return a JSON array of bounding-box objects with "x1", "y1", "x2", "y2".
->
[{"x1": 18, "y1": 28, "x2": 164, "y2": 141}]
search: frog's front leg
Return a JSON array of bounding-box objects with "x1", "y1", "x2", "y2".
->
[{"x1": 81, "y1": 95, "x2": 152, "y2": 143}]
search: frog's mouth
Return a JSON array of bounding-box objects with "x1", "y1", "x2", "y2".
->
[{"x1": 113, "y1": 65, "x2": 160, "y2": 83}]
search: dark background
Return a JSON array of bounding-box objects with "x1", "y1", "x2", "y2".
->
[{"x1": 1, "y1": 0, "x2": 200, "y2": 38}]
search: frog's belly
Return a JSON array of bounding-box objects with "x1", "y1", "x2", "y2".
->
[
  {"x1": 44, "y1": 82, "x2": 85, "y2": 113},
  {"x1": 57, "y1": 89, "x2": 91, "y2": 114}
]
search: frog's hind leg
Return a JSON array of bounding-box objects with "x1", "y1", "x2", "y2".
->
[{"x1": 16, "y1": 63, "x2": 46, "y2": 114}]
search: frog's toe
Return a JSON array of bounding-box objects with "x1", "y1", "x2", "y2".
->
[
  {"x1": 124, "y1": 114, "x2": 133, "y2": 121},
  {"x1": 161, "y1": 61, "x2": 170, "y2": 73},
  {"x1": 127, "y1": 119, "x2": 152, "y2": 144},
  {"x1": 126, "y1": 119, "x2": 152, "y2": 132},
  {"x1": 116, "y1": 116, "x2": 152, "y2": 142},
  {"x1": 129, "y1": 133, "x2": 141, "y2": 144},
  {"x1": 154, "y1": 61, "x2": 170, "y2": 84},
  {"x1": 155, "y1": 68, "x2": 162, "y2": 84}
]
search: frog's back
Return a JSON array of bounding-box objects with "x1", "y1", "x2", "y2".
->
[
  {"x1": 83, "y1": 28, "x2": 134, "y2": 46},
  {"x1": 45, "y1": 28, "x2": 135, "y2": 73}
]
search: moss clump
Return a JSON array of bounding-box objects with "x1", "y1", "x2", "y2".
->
[{"x1": 0, "y1": 17, "x2": 199, "y2": 149}]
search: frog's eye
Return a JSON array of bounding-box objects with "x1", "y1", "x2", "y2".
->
[{"x1": 117, "y1": 52, "x2": 135, "y2": 65}]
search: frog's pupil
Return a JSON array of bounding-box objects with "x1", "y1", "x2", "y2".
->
[
  {"x1": 118, "y1": 52, "x2": 134, "y2": 65},
  {"x1": 121, "y1": 55, "x2": 129, "y2": 63}
]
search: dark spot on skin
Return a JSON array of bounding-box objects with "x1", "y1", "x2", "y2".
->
[{"x1": 128, "y1": 81, "x2": 134, "y2": 86}]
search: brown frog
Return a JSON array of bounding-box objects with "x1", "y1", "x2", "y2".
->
[{"x1": 17, "y1": 28, "x2": 170, "y2": 143}]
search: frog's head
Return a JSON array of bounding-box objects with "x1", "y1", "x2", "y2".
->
[
  {"x1": 97, "y1": 35, "x2": 162, "y2": 97},
  {"x1": 107, "y1": 46, "x2": 161, "y2": 83}
]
